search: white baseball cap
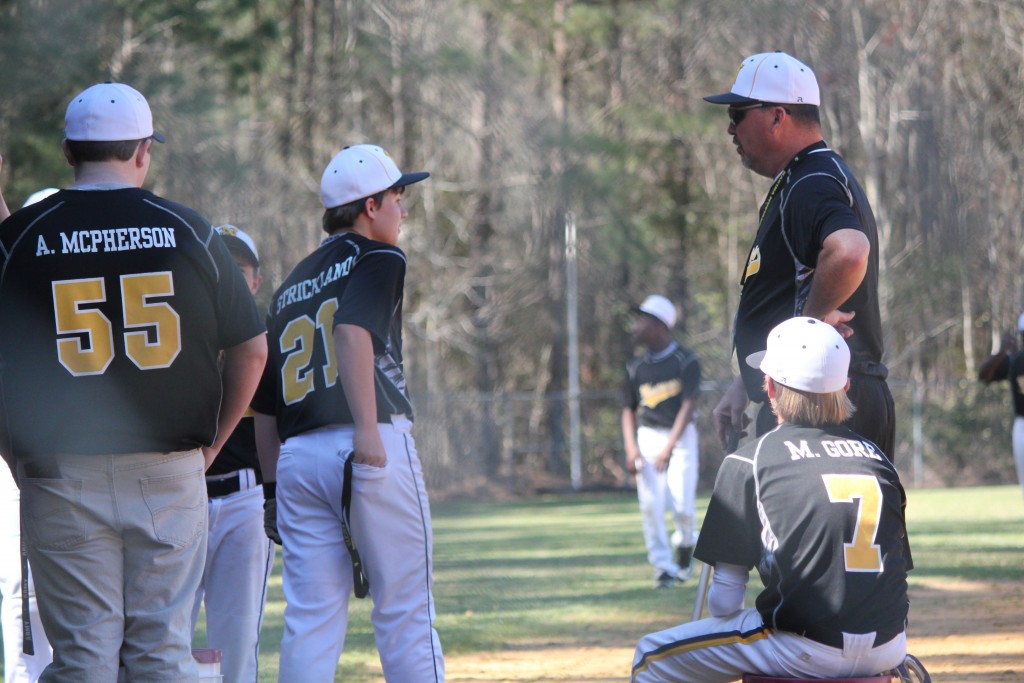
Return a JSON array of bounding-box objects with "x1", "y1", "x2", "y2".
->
[
  {"x1": 637, "y1": 294, "x2": 677, "y2": 330},
  {"x1": 704, "y1": 51, "x2": 820, "y2": 107},
  {"x1": 746, "y1": 317, "x2": 850, "y2": 393},
  {"x1": 215, "y1": 224, "x2": 259, "y2": 267},
  {"x1": 65, "y1": 82, "x2": 165, "y2": 143},
  {"x1": 320, "y1": 144, "x2": 429, "y2": 209},
  {"x1": 22, "y1": 188, "x2": 59, "y2": 208}
]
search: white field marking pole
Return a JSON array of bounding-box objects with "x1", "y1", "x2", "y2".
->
[
  {"x1": 691, "y1": 562, "x2": 713, "y2": 622},
  {"x1": 565, "y1": 211, "x2": 582, "y2": 491}
]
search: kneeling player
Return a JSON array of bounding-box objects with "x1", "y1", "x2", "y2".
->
[{"x1": 632, "y1": 317, "x2": 912, "y2": 682}]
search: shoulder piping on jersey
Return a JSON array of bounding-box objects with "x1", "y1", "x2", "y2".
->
[
  {"x1": 0, "y1": 201, "x2": 66, "y2": 289},
  {"x1": 143, "y1": 198, "x2": 220, "y2": 280}
]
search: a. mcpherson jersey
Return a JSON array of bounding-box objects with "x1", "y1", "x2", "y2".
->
[
  {"x1": 695, "y1": 422, "x2": 912, "y2": 647},
  {"x1": 0, "y1": 188, "x2": 265, "y2": 458},
  {"x1": 622, "y1": 342, "x2": 701, "y2": 429},
  {"x1": 252, "y1": 232, "x2": 411, "y2": 440}
]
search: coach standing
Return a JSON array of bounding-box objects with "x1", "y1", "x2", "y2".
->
[
  {"x1": 704, "y1": 52, "x2": 895, "y2": 461},
  {"x1": 0, "y1": 82, "x2": 267, "y2": 682}
]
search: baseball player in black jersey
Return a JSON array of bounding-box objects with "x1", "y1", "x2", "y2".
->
[
  {"x1": 0, "y1": 83, "x2": 267, "y2": 682},
  {"x1": 705, "y1": 52, "x2": 896, "y2": 462},
  {"x1": 622, "y1": 295, "x2": 701, "y2": 588},
  {"x1": 252, "y1": 144, "x2": 444, "y2": 682},
  {"x1": 977, "y1": 313, "x2": 1024, "y2": 499},
  {"x1": 190, "y1": 225, "x2": 275, "y2": 683},
  {"x1": 632, "y1": 317, "x2": 912, "y2": 682},
  {"x1": 0, "y1": 180, "x2": 56, "y2": 683}
]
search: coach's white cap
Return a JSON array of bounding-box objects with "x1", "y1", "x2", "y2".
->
[
  {"x1": 637, "y1": 294, "x2": 677, "y2": 330},
  {"x1": 215, "y1": 224, "x2": 259, "y2": 267},
  {"x1": 22, "y1": 188, "x2": 59, "y2": 208},
  {"x1": 65, "y1": 82, "x2": 165, "y2": 143},
  {"x1": 704, "y1": 51, "x2": 820, "y2": 107},
  {"x1": 746, "y1": 317, "x2": 850, "y2": 393},
  {"x1": 320, "y1": 144, "x2": 429, "y2": 209}
]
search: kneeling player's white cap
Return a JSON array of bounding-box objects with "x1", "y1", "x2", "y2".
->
[
  {"x1": 746, "y1": 317, "x2": 850, "y2": 393},
  {"x1": 637, "y1": 294, "x2": 677, "y2": 329},
  {"x1": 320, "y1": 144, "x2": 429, "y2": 209},
  {"x1": 65, "y1": 82, "x2": 165, "y2": 143}
]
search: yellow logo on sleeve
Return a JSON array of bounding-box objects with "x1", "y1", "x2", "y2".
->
[{"x1": 745, "y1": 246, "x2": 761, "y2": 281}]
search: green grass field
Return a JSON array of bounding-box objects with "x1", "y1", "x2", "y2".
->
[
  {"x1": 239, "y1": 484, "x2": 1024, "y2": 681},
  {"x1": 4, "y1": 485, "x2": 1022, "y2": 681}
]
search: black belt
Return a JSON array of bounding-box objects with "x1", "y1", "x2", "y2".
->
[
  {"x1": 206, "y1": 470, "x2": 260, "y2": 498},
  {"x1": 801, "y1": 624, "x2": 902, "y2": 649}
]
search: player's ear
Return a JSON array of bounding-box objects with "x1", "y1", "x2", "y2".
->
[
  {"x1": 61, "y1": 139, "x2": 76, "y2": 167},
  {"x1": 134, "y1": 138, "x2": 153, "y2": 168}
]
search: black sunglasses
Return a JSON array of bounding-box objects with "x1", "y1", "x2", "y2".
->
[{"x1": 727, "y1": 103, "x2": 771, "y2": 127}]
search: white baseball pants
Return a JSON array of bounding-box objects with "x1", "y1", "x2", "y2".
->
[
  {"x1": 191, "y1": 473, "x2": 275, "y2": 683},
  {"x1": 632, "y1": 607, "x2": 906, "y2": 682},
  {"x1": 276, "y1": 417, "x2": 444, "y2": 683},
  {"x1": 0, "y1": 465, "x2": 53, "y2": 683},
  {"x1": 635, "y1": 423, "x2": 698, "y2": 576}
]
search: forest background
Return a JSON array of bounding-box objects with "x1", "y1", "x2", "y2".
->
[{"x1": 1, "y1": 0, "x2": 1022, "y2": 497}]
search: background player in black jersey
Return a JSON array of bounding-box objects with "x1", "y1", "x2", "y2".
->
[
  {"x1": 190, "y1": 225, "x2": 275, "y2": 683},
  {"x1": 0, "y1": 178, "x2": 56, "y2": 683},
  {"x1": 253, "y1": 144, "x2": 444, "y2": 682},
  {"x1": 622, "y1": 294, "x2": 701, "y2": 588},
  {"x1": 704, "y1": 52, "x2": 895, "y2": 462},
  {"x1": 632, "y1": 316, "x2": 911, "y2": 682},
  {"x1": 977, "y1": 312, "x2": 1024, "y2": 500},
  {"x1": 0, "y1": 83, "x2": 267, "y2": 682}
]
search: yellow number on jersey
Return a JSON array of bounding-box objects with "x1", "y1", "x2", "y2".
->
[
  {"x1": 122, "y1": 272, "x2": 181, "y2": 369},
  {"x1": 821, "y1": 474, "x2": 884, "y2": 572},
  {"x1": 53, "y1": 273, "x2": 181, "y2": 376},
  {"x1": 279, "y1": 299, "x2": 339, "y2": 405},
  {"x1": 53, "y1": 278, "x2": 116, "y2": 375}
]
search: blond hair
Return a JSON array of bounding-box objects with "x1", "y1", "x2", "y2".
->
[{"x1": 768, "y1": 378, "x2": 854, "y2": 427}]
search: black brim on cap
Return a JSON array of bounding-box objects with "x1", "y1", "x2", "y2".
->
[
  {"x1": 152, "y1": 130, "x2": 166, "y2": 143},
  {"x1": 390, "y1": 171, "x2": 430, "y2": 189},
  {"x1": 703, "y1": 92, "x2": 760, "y2": 106}
]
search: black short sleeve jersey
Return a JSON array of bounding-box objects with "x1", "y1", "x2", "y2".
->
[
  {"x1": 695, "y1": 422, "x2": 911, "y2": 645},
  {"x1": 736, "y1": 143, "x2": 884, "y2": 403},
  {"x1": 252, "y1": 232, "x2": 411, "y2": 441},
  {"x1": 0, "y1": 188, "x2": 265, "y2": 458},
  {"x1": 206, "y1": 411, "x2": 261, "y2": 480},
  {"x1": 622, "y1": 342, "x2": 701, "y2": 429},
  {"x1": 988, "y1": 352, "x2": 1024, "y2": 417}
]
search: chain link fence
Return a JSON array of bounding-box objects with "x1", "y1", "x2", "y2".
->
[{"x1": 410, "y1": 378, "x2": 1018, "y2": 500}]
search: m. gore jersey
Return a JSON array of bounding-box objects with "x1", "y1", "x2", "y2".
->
[
  {"x1": 695, "y1": 422, "x2": 911, "y2": 647},
  {"x1": 252, "y1": 232, "x2": 411, "y2": 441},
  {"x1": 622, "y1": 342, "x2": 701, "y2": 429},
  {"x1": 0, "y1": 188, "x2": 264, "y2": 457},
  {"x1": 736, "y1": 142, "x2": 884, "y2": 403}
]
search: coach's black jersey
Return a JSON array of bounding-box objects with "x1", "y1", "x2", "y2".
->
[
  {"x1": 695, "y1": 422, "x2": 911, "y2": 647},
  {"x1": 736, "y1": 142, "x2": 884, "y2": 403},
  {"x1": 252, "y1": 232, "x2": 411, "y2": 441},
  {"x1": 0, "y1": 187, "x2": 264, "y2": 457},
  {"x1": 988, "y1": 352, "x2": 1024, "y2": 417},
  {"x1": 622, "y1": 342, "x2": 701, "y2": 429}
]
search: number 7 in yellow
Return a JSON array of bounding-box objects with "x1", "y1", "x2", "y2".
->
[{"x1": 821, "y1": 474, "x2": 884, "y2": 572}]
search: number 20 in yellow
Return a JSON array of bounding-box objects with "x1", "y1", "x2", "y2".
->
[{"x1": 52, "y1": 273, "x2": 181, "y2": 376}]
